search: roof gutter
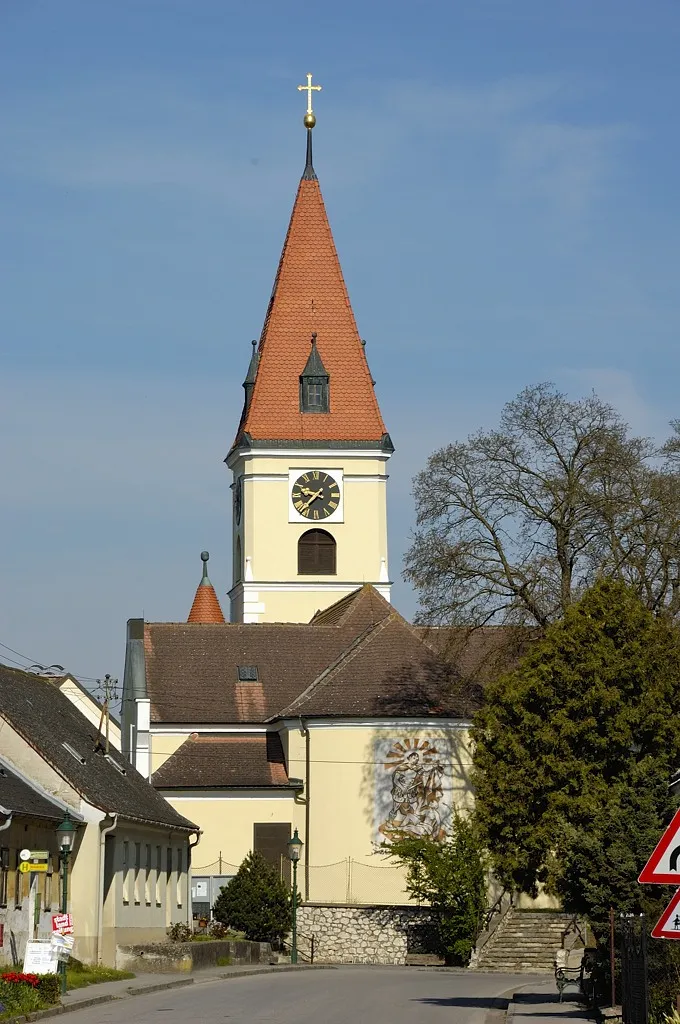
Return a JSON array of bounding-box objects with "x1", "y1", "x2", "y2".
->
[
  {"x1": 299, "y1": 717, "x2": 310, "y2": 901},
  {"x1": 188, "y1": 831, "x2": 202, "y2": 929}
]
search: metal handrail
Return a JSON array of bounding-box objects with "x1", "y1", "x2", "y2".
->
[
  {"x1": 479, "y1": 889, "x2": 510, "y2": 936},
  {"x1": 560, "y1": 913, "x2": 586, "y2": 949},
  {"x1": 281, "y1": 931, "x2": 315, "y2": 963}
]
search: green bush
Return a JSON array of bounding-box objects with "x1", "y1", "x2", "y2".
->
[
  {"x1": 387, "y1": 812, "x2": 487, "y2": 966},
  {"x1": 37, "y1": 973, "x2": 61, "y2": 1003},
  {"x1": 212, "y1": 851, "x2": 292, "y2": 943}
]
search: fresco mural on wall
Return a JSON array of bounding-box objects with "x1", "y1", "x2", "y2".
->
[{"x1": 374, "y1": 737, "x2": 451, "y2": 844}]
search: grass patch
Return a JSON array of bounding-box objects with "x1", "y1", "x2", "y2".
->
[
  {"x1": 66, "y1": 963, "x2": 135, "y2": 990},
  {"x1": 215, "y1": 956, "x2": 232, "y2": 967}
]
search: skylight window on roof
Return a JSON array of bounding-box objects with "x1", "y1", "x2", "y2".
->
[
  {"x1": 62, "y1": 742, "x2": 86, "y2": 765},
  {"x1": 237, "y1": 666, "x2": 259, "y2": 682},
  {"x1": 104, "y1": 754, "x2": 127, "y2": 775}
]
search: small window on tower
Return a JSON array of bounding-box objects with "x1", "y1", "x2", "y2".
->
[
  {"x1": 300, "y1": 377, "x2": 329, "y2": 413},
  {"x1": 299, "y1": 335, "x2": 330, "y2": 413},
  {"x1": 306, "y1": 383, "x2": 324, "y2": 408}
]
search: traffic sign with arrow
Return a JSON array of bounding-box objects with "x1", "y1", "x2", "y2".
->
[{"x1": 639, "y1": 808, "x2": 680, "y2": 884}]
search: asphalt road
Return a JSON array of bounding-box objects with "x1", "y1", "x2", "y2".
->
[{"x1": 62, "y1": 967, "x2": 543, "y2": 1024}]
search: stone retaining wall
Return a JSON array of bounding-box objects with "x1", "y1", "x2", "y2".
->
[{"x1": 297, "y1": 904, "x2": 434, "y2": 964}]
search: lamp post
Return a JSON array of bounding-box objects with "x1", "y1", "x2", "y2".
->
[
  {"x1": 286, "y1": 829, "x2": 303, "y2": 964},
  {"x1": 55, "y1": 812, "x2": 77, "y2": 995}
]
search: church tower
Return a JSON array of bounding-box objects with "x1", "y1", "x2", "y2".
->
[{"x1": 226, "y1": 77, "x2": 393, "y2": 624}]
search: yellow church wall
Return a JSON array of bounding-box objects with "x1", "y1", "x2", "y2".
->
[
  {"x1": 292, "y1": 723, "x2": 473, "y2": 863},
  {"x1": 163, "y1": 792, "x2": 300, "y2": 875},
  {"x1": 288, "y1": 720, "x2": 473, "y2": 904},
  {"x1": 149, "y1": 722, "x2": 473, "y2": 908}
]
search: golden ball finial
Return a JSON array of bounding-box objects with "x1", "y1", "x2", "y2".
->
[{"x1": 304, "y1": 112, "x2": 316, "y2": 129}]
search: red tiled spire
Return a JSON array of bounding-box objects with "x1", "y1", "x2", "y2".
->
[
  {"x1": 187, "y1": 551, "x2": 225, "y2": 624},
  {"x1": 234, "y1": 133, "x2": 387, "y2": 445}
]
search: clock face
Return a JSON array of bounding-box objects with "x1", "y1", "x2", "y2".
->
[{"x1": 291, "y1": 471, "x2": 340, "y2": 521}]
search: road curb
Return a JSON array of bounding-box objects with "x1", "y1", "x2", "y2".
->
[
  {"x1": 124, "y1": 978, "x2": 195, "y2": 997},
  {"x1": 204, "y1": 964, "x2": 337, "y2": 983}
]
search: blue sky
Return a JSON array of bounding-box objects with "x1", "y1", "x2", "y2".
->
[{"x1": 2, "y1": 0, "x2": 680, "y2": 688}]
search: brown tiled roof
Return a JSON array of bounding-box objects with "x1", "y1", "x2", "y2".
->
[
  {"x1": 233, "y1": 175, "x2": 387, "y2": 446},
  {"x1": 0, "y1": 757, "x2": 67, "y2": 821},
  {"x1": 310, "y1": 583, "x2": 393, "y2": 629},
  {"x1": 144, "y1": 621, "x2": 354, "y2": 724},
  {"x1": 143, "y1": 587, "x2": 523, "y2": 726},
  {"x1": 0, "y1": 664, "x2": 197, "y2": 832},
  {"x1": 188, "y1": 581, "x2": 225, "y2": 624},
  {"x1": 416, "y1": 625, "x2": 537, "y2": 682},
  {"x1": 276, "y1": 614, "x2": 484, "y2": 720},
  {"x1": 152, "y1": 733, "x2": 289, "y2": 789}
]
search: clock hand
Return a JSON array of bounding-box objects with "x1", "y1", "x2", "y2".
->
[{"x1": 300, "y1": 487, "x2": 324, "y2": 511}]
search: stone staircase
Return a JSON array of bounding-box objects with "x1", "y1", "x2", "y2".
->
[{"x1": 475, "y1": 909, "x2": 576, "y2": 973}]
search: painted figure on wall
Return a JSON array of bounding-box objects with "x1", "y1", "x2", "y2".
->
[{"x1": 377, "y1": 738, "x2": 448, "y2": 842}]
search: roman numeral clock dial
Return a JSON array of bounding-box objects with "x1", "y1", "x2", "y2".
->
[{"x1": 291, "y1": 471, "x2": 340, "y2": 520}]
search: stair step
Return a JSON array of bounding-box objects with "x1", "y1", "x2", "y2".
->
[{"x1": 476, "y1": 909, "x2": 575, "y2": 973}]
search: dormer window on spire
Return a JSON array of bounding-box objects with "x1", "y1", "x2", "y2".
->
[{"x1": 300, "y1": 333, "x2": 329, "y2": 413}]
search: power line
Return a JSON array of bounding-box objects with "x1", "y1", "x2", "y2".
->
[{"x1": 0, "y1": 639, "x2": 103, "y2": 683}]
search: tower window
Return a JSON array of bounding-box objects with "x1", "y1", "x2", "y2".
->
[
  {"x1": 299, "y1": 334, "x2": 330, "y2": 413},
  {"x1": 300, "y1": 376, "x2": 329, "y2": 413},
  {"x1": 298, "y1": 529, "x2": 336, "y2": 575},
  {"x1": 306, "y1": 383, "x2": 324, "y2": 408}
]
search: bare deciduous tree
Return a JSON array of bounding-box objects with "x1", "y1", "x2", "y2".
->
[{"x1": 405, "y1": 383, "x2": 680, "y2": 626}]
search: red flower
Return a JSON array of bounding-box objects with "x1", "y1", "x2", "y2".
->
[{"x1": 1, "y1": 972, "x2": 40, "y2": 987}]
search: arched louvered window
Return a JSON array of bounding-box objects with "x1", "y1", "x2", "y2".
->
[{"x1": 298, "y1": 529, "x2": 336, "y2": 575}]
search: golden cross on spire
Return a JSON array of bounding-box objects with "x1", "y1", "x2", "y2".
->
[{"x1": 298, "y1": 73, "x2": 322, "y2": 128}]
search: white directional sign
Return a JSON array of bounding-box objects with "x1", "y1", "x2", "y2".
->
[
  {"x1": 639, "y1": 809, "x2": 680, "y2": 884},
  {"x1": 19, "y1": 849, "x2": 31, "y2": 862},
  {"x1": 652, "y1": 889, "x2": 680, "y2": 940}
]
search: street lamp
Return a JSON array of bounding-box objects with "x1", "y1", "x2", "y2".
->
[
  {"x1": 55, "y1": 812, "x2": 78, "y2": 995},
  {"x1": 286, "y1": 829, "x2": 303, "y2": 965}
]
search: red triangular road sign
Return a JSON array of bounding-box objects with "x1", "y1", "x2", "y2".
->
[
  {"x1": 652, "y1": 889, "x2": 680, "y2": 940},
  {"x1": 639, "y1": 809, "x2": 680, "y2": 884}
]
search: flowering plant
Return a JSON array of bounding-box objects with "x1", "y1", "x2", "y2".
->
[{"x1": 1, "y1": 972, "x2": 40, "y2": 987}]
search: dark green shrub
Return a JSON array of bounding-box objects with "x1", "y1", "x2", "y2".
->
[
  {"x1": 37, "y1": 973, "x2": 61, "y2": 1003},
  {"x1": 212, "y1": 851, "x2": 291, "y2": 943}
]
